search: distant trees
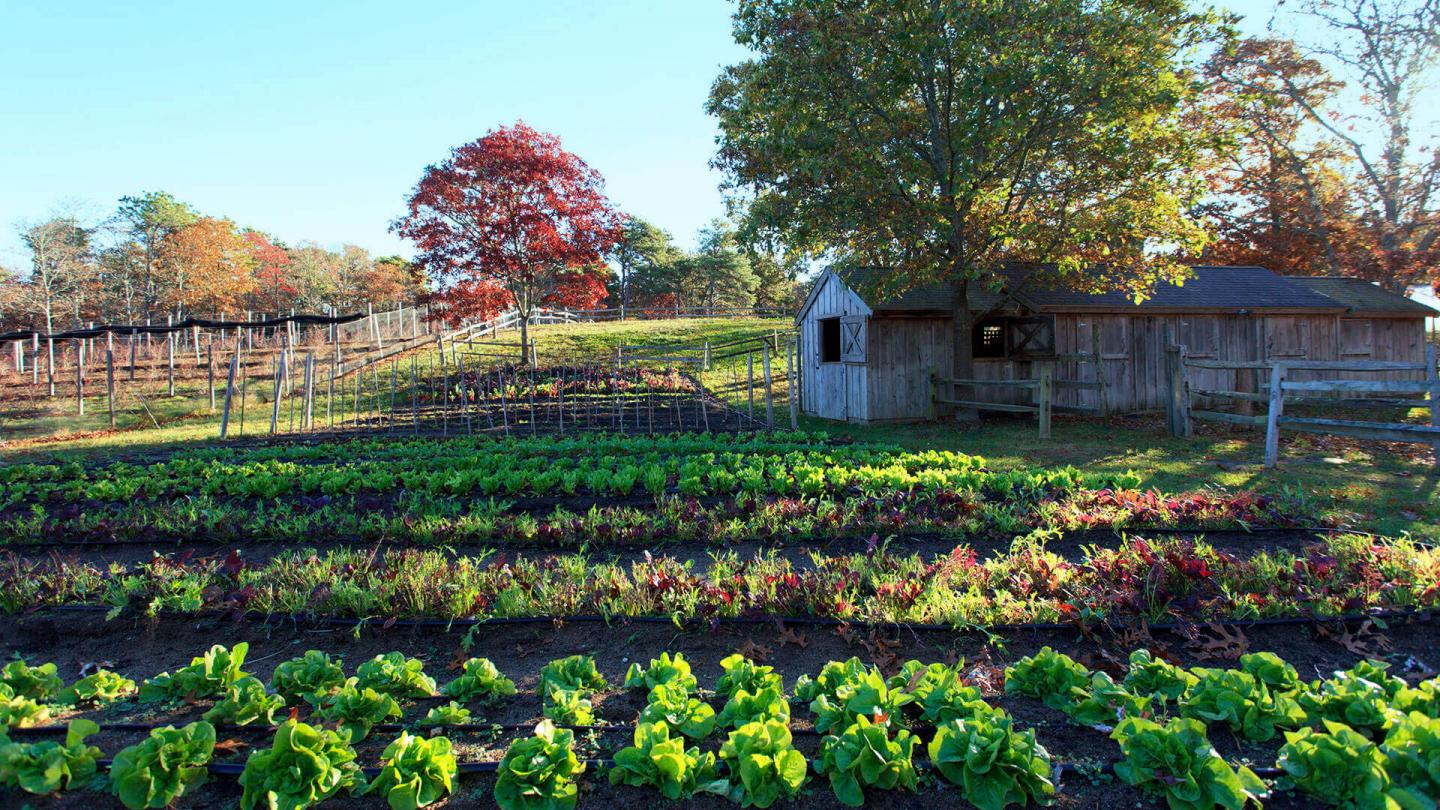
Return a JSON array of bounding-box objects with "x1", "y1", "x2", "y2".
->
[
  {"x1": 0, "y1": 194, "x2": 425, "y2": 333},
  {"x1": 1196, "y1": 0, "x2": 1440, "y2": 289}
]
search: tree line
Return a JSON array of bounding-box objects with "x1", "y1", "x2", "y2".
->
[{"x1": 0, "y1": 192, "x2": 424, "y2": 335}]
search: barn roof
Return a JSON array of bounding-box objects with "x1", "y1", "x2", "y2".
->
[
  {"x1": 831, "y1": 265, "x2": 1359, "y2": 315},
  {"x1": 1287, "y1": 276, "x2": 1438, "y2": 317}
]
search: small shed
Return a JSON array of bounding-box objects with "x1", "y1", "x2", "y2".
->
[{"x1": 793, "y1": 266, "x2": 1437, "y2": 423}]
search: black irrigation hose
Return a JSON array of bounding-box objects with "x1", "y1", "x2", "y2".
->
[
  {"x1": 32, "y1": 603, "x2": 1440, "y2": 633},
  {"x1": 0, "y1": 525, "x2": 1392, "y2": 553}
]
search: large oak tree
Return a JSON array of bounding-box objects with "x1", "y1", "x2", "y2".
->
[
  {"x1": 392, "y1": 122, "x2": 624, "y2": 356},
  {"x1": 707, "y1": 0, "x2": 1219, "y2": 405}
]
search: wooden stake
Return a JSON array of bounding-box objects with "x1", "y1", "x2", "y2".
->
[
  {"x1": 269, "y1": 349, "x2": 285, "y2": 434},
  {"x1": 762, "y1": 345, "x2": 774, "y2": 428},
  {"x1": 1263, "y1": 363, "x2": 1287, "y2": 468},
  {"x1": 219, "y1": 350, "x2": 238, "y2": 438},
  {"x1": 74, "y1": 340, "x2": 84, "y2": 415}
]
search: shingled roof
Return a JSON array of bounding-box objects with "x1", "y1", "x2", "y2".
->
[
  {"x1": 1287, "y1": 276, "x2": 1438, "y2": 317},
  {"x1": 835, "y1": 265, "x2": 1355, "y2": 315}
]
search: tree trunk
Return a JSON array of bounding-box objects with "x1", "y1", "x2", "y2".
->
[
  {"x1": 950, "y1": 278, "x2": 978, "y2": 422},
  {"x1": 518, "y1": 313, "x2": 530, "y2": 366}
]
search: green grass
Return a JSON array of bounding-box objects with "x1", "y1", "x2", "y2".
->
[{"x1": 3, "y1": 316, "x2": 1436, "y2": 538}]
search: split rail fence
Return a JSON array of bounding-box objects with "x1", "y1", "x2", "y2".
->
[
  {"x1": 927, "y1": 349, "x2": 1111, "y2": 439},
  {"x1": 1167, "y1": 343, "x2": 1440, "y2": 467}
]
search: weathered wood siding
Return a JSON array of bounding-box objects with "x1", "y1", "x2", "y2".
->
[
  {"x1": 866, "y1": 316, "x2": 951, "y2": 421},
  {"x1": 795, "y1": 273, "x2": 871, "y2": 422}
]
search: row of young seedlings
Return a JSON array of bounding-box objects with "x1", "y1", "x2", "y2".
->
[{"x1": 5, "y1": 642, "x2": 1439, "y2": 808}]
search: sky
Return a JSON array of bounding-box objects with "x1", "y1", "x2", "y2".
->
[{"x1": 0, "y1": 0, "x2": 1402, "y2": 271}]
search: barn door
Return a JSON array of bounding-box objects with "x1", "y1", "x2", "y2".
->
[{"x1": 840, "y1": 315, "x2": 866, "y2": 363}]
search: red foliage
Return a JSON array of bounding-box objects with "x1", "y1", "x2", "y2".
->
[
  {"x1": 392, "y1": 122, "x2": 623, "y2": 321},
  {"x1": 243, "y1": 231, "x2": 293, "y2": 310}
]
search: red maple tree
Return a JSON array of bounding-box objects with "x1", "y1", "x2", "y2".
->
[
  {"x1": 243, "y1": 231, "x2": 293, "y2": 312},
  {"x1": 392, "y1": 122, "x2": 623, "y2": 356}
]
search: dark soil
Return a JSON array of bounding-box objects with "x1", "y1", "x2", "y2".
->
[
  {"x1": 3, "y1": 612, "x2": 1431, "y2": 809},
  {"x1": 0, "y1": 528, "x2": 1341, "y2": 570}
]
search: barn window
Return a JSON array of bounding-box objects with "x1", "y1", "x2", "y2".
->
[
  {"x1": 973, "y1": 320, "x2": 1006, "y2": 358},
  {"x1": 819, "y1": 317, "x2": 842, "y2": 362},
  {"x1": 971, "y1": 316, "x2": 1056, "y2": 360}
]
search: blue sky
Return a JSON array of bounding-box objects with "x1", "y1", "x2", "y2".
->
[{"x1": 0, "y1": 0, "x2": 1363, "y2": 269}]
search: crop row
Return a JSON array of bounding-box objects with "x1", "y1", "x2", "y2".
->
[
  {"x1": 0, "y1": 486, "x2": 1319, "y2": 548},
  {"x1": 3, "y1": 437, "x2": 1141, "y2": 507},
  {"x1": 3, "y1": 644, "x2": 1437, "y2": 808},
  {"x1": 2, "y1": 533, "x2": 1433, "y2": 625}
]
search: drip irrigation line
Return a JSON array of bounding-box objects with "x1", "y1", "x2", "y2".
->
[
  {"x1": 0, "y1": 525, "x2": 1393, "y2": 554},
  {"x1": 33, "y1": 603, "x2": 1439, "y2": 634}
]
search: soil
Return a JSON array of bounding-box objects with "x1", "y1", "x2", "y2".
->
[
  {"x1": 0, "y1": 528, "x2": 1339, "y2": 570},
  {"x1": 3, "y1": 611, "x2": 1431, "y2": 809}
]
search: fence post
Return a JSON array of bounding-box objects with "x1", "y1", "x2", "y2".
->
[
  {"x1": 106, "y1": 349, "x2": 116, "y2": 428},
  {"x1": 166, "y1": 319, "x2": 175, "y2": 397},
  {"x1": 1037, "y1": 361, "x2": 1052, "y2": 439},
  {"x1": 219, "y1": 351, "x2": 238, "y2": 438},
  {"x1": 304, "y1": 353, "x2": 316, "y2": 430},
  {"x1": 207, "y1": 346, "x2": 215, "y2": 411},
  {"x1": 74, "y1": 340, "x2": 84, "y2": 416},
  {"x1": 269, "y1": 349, "x2": 286, "y2": 434},
  {"x1": 747, "y1": 352, "x2": 755, "y2": 421},
  {"x1": 1427, "y1": 343, "x2": 1439, "y2": 465},
  {"x1": 787, "y1": 336, "x2": 798, "y2": 430},
  {"x1": 762, "y1": 345, "x2": 774, "y2": 428},
  {"x1": 1263, "y1": 362, "x2": 1287, "y2": 468}
]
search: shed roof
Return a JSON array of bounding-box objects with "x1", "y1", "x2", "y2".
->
[
  {"x1": 1287, "y1": 276, "x2": 1438, "y2": 317},
  {"x1": 834, "y1": 265, "x2": 1354, "y2": 315}
]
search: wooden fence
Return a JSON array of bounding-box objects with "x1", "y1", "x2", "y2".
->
[
  {"x1": 618, "y1": 332, "x2": 799, "y2": 430},
  {"x1": 1169, "y1": 344, "x2": 1440, "y2": 467},
  {"x1": 931, "y1": 363, "x2": 1054, "y2": 438}
]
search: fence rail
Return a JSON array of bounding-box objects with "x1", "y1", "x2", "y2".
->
[
  {"x1": 930, "y1": 364, "x2": 1054, "y2": 438},
  {"x1": 1170, "y1": 344, "x2": 1440, "y2": 467}
]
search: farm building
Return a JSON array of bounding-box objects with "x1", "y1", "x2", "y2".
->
[{"x1": 794, "y1": 265, "x2": 1437, "y2": 423}]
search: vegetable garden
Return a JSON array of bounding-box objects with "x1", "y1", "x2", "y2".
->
[{"x1": 3, "y1": 426, "x2": 1439, "y2": 808}]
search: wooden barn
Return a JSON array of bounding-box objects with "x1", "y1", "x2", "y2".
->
[{"x1": 793, "y1": 266, "x2": 1437, "y2": 423}]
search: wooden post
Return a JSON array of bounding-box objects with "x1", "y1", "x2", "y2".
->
[
  {"x1": 1427, "y1": 343, "x2": 1439, "y2": 465},
  {"x1": 1168, "y1": 344, "x2": 1191, "y2": 438},
  {"x1": 1263, "y1": 362, "x2": 1287, "y2": 468},
  {"x1": 106, "y1": 349, "x2": 116, "y2": 428},
  {"x1": 166, "y1": 322, "x2": 175, "y2": 397},
  {"x1": 410, "y1": 355, "x2": 418, "y2": 433},
  {"x1": 304, "y1": 353, "x2": 315, "y2": 430},
  {"x1": 219, "y1": 351, "x2": 238, "y2": 438},
  {"x1": 747, "y1": 352, "x2": 755, "y2": 421},
  {"x1": 32, "y1": 333, "x2": 39, "y2": 386},
  {"x1": 207, "y1": 347, "x2": 215, "y2": 411},
  {"x1": 1091, "y1": 327, "x2": 1110, "y2": 423},
  {"x1": 269, "y1": 349, "x2": 286, "y2": 434},
  {"x1": 192, "y1": 325, "x2": 201, "y2": 366},
  {"x1": 46, "y1": 337, "x2": 55, "y2": 397},
  {"x1": 74, "y1": 340, "x2": 84, "y2": 415},
  {"x1": 786, "y1": 337, "x2": 798, "y2": 429},
  {"x1": 762, "y1": 345, "x2": 774, "y2": 428},
  {"x1": 1037, "y1": 361, "x2": 1052, "y2": 439}
]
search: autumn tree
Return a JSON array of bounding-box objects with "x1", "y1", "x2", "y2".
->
[
  {"x1": 243, "y1": 231, "x2": 293, "y2": 312},
  {"x1": 1256, "y1": 0, "x2": 1440, "y2": 290},
  {"x1": 158, "y1": 217, "x2": 256, "y2": 317},
  {"x1": 709, "y1": 0, "x2": 1217, "y2": 409},
  {"x1": 392, "y1": 122, "x2": 624, "y2": 358},
  {"x1": 114, "y1": 191, "x2": 198, "y2": 319},
  {"x1": 1198, "y1": 37, "x2": 1357, "y2": 274}
]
